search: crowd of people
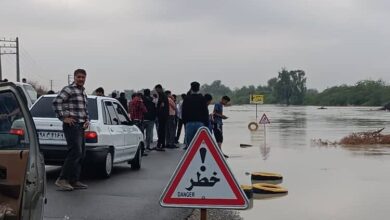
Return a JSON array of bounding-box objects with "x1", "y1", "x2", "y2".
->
[
  {"x1": 94, "y1": 81, "x2": 231, "y2": 158},
  {"x1": 51, "y1": 69, "x2": 230, "y2": 190},
  {"x1": 2, "y1": 71, "x2": 231, "y2": 192}
]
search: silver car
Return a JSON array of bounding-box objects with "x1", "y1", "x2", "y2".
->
[{"x1": 0, "y1": 82, "x2": 45, "y2": 220}]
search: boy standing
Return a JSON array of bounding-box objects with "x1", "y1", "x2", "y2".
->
[{"x1": 213, "y1": 96, "x2": 230, "y2": 158}]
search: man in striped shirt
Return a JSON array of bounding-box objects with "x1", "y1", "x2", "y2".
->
[{"x1": 52, "y1": 69, "x2": 89, "y2": 191}]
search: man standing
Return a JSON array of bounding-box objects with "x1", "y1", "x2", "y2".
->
[
  {"x1": 52, "y1": 69, "x2": 89, "y2": 191},
  {"x1": 213, "y1": 96, "x2": 231, "y2": 158},
  {"x1": 165, "y1": 91, "x2": 177, "y2": 148},
  {"x1": 129, "y1": 92, "x2": 148, "y2": 156},
  {"x1": 155, "y1": 84, "x2": 169, "y2": 151},
  {"x1": 175, "y1": 93, "x2": 186, "y2": 144},
  {"x1": 129, "y1": 93, "x2": 147, "y2": 131},
  {"x1": 118, "y1": 92, "x2": 128, "y2": 112},
  {"x1": 143, "y1": 89, "x2": 156, "y2": 151},
  {"x1": 94, "y1": 87, "x2": 105, "y2": 96},
  {"x1": 182, "y1": 81, "x2": 208, "y2": 149}
]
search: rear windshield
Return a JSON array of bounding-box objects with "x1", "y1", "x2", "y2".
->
[
  {"x1": 30, "y1": 97, "x2": 98, "y2": 120},
  {"x1": 23, "y1": 84, "x2": 38, "y2": 103}
]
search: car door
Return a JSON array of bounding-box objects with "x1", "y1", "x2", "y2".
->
[
  {"x1": 103, "y1": 101, "x2": 125, "y2": 162},
  {"x1": 113, "y1": 102, "x2": 138, "y2": 158},
  {"x1": 0, "y1": 82, "x2": 45, "y2": 220}
]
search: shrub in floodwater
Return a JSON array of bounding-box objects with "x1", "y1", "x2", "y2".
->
[
  {"x1": 313, "y1": 128, "x2": 390, "y2": 146},
  {"x1": 339, "y1": 128, "x2": 390, "y2": 145}
]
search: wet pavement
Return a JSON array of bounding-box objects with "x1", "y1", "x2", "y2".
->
[{"x1": 43, "y1": 146, "x2": 192, "y2": 220}]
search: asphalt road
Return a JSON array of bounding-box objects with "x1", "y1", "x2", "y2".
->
[{"x1": 43, "y1": 146, "x2": 193, "y2": 220}]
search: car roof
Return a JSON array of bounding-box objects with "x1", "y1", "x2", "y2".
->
[{"x1": 12, "y1": 82, "x2": 34, "y2": 87}]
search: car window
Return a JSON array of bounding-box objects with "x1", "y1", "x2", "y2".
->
[
  {"x1": 23, "y1": 84, "x2": 37, "y2": 104},
  {"x1": 0, "y1": 91, "x2": 29, "y2": 149},
  {"x1": 105, "y1": 101, "x2": 119, "y2": 125},
  {"x1": 102, "y1": 100, "x2": 109, "y2": 124},
  {"x1": 30, "y1": 96, "x2": 98, "y2": 120},
  {"x1": 113, "y1": 102, "x2": 130, "y2": 124},
  {"x1": 103, "y1": 101, "x2": 113, "y2": 125}
]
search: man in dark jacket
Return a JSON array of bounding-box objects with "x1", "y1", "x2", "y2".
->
[
  {"x1": 182, "y1": 81, "x2": 208, "y2": 149},
  {"x1": 143, "y1": 89, "x2": 156, "y2": 150},
  {"x1": 118, "y1": 92, "x2": 128, "y2": 112},
  {"x1": 155, "y1": 84, "x2": 169, "y2": 151}
]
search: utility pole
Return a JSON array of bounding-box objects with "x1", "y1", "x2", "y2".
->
[
  {"x1": 0, "y1": 50, "x2": 2, "y2": 81},
  {"x1": 16, "y1": 37, "x2": 20, "y2": 82},
  {"x1": 0, "y1": 37, "x2": 20, "y2": 82},
  {"x1": 50, "y1": 80, "x2": 53, "y2": 90},
  {"x1": 67, "y1": 74, "x2": 72, "y2": 85}
]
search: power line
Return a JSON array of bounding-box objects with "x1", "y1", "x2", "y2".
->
[{"x1": 19, "y1": 48, "x2": 50, "y2": 81}]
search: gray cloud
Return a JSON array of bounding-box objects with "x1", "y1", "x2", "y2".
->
[{"x1": 1, "y1": 0, "x2": 389, "y2": 93}]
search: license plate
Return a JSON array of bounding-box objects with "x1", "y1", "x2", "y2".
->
[{"x1": 38, "y1": 131, "x2": 65, "y2": 140}]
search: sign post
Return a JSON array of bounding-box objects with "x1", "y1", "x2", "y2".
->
[
  {"x1": 249, "y1": 94, "x2": 264, "y2": 120},
  {"x1": 259, "y1": 113, "x2": 271, "y2": 143},
  {"x1": 160, "y1": 127, "x2": 248, "y2": 218}
]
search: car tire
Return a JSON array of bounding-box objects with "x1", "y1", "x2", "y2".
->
[
  {"x1": 99, "y1": 150, "x2": 113, "y2": 178},
  {"x1": 130, "y1": 145, "x2": 142, "y2": 170}
]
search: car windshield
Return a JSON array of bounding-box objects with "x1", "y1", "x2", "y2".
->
[
  {"x1": 23, "y1": 84, "x2": 37, "y2": 103},
  {"x1": 30, "y1": 96, "x2": 98, "y2": 120}
]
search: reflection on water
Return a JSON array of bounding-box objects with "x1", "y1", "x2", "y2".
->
[
  {"x1": 252, "y1": 193, "x2": 288, "y2": 200},
  {"x1": 341, "y1": 144, "x2": 390, "y2": 157},
  {"x1": 223, "y1": 105, "x2": 390, "y2": 220},
  {"x1": 260, "y1": 144, "x2": 270, "y2": 160},
  {"x1": 249, "y1": 129, "x2": 271, "y2": 160}
]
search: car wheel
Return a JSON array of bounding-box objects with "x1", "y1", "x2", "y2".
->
[
  {"x1": 130, "y1": 145, "x2": 142, "y2": 170},
  {"x1": 100, "y1": 151, "x2": 113, "y2": 178}
]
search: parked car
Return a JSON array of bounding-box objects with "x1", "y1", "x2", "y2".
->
[
  {"x1": 0, "y1": 82, "x2": 46, "y2": 220},
  {"x1": 29, "y1": 94, "x2": 144, "y2": 177}
]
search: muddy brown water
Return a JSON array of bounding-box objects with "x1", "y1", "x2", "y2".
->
[{"x1": 219, "y1": 105, "x2": 390, "y2": 220}]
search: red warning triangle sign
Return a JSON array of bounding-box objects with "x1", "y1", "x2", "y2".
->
[
  {"x1": 160, "y1": 127, "x2": 249, "y2": 209},
  {"x1": 259, "y1": 113, "x2": 270, "y2": 124}
]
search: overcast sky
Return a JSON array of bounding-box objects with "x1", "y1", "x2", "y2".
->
[{"x1": 1, "y1": 0, "x2": 389, "y2": 94}]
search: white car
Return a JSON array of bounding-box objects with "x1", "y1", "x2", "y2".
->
[{"x1": 29, "y1": 94, "x2": 144, "y2": 178}]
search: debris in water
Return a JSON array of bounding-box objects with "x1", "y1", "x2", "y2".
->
[
  {"x1": 313, "y1": 128, "x2": 390, "y2": 146},
  {"x1": 311, "y1": 138, "x2": 337, "y2": 146},
  {"x1": 339, "y1": 128, "x2": 390, "y2": 145},
  {"x1": 240, "y1": 143, "x2": 253, "y2": 148}
]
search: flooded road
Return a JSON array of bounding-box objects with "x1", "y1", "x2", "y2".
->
[{"x1": 221, "y1": 105, "x2": 390, "y2": 220}]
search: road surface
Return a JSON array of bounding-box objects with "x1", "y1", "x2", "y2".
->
[{"x1": 43, "y1": 147, "x2": 193, "y2": 220}]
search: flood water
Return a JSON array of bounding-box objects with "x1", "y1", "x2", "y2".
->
[{"x1": 221, "y1": 105, "x2": 390, "y2": 220}]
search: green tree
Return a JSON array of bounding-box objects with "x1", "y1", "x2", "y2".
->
[
  {"x1": 201, "y1": 80, "x2": 232, "y2": 101},
  {"x1": 273, "y1": 68, "x2": 307, "y2": 105},
  {"x1": 290, "y1": 70, "x2": 307, "y2": 105}
]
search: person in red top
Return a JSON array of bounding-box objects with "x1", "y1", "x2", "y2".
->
[
  {"x1": 129, "y1": 92, "x2": 148, "y2": 156},
  {"x1": 129, "y1": 93, "x2": 147, "y2": 128}
]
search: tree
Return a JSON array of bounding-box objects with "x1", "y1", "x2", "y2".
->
[
  {"x1": 272, "y1": 68, "x2": 307, "y2": 105},
  {"x1": 290, "y1": 70, "x2": 307, "y2": 105},
  {"x1": 201, "y1": 80, "x2": 232, "y2": 100}
]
